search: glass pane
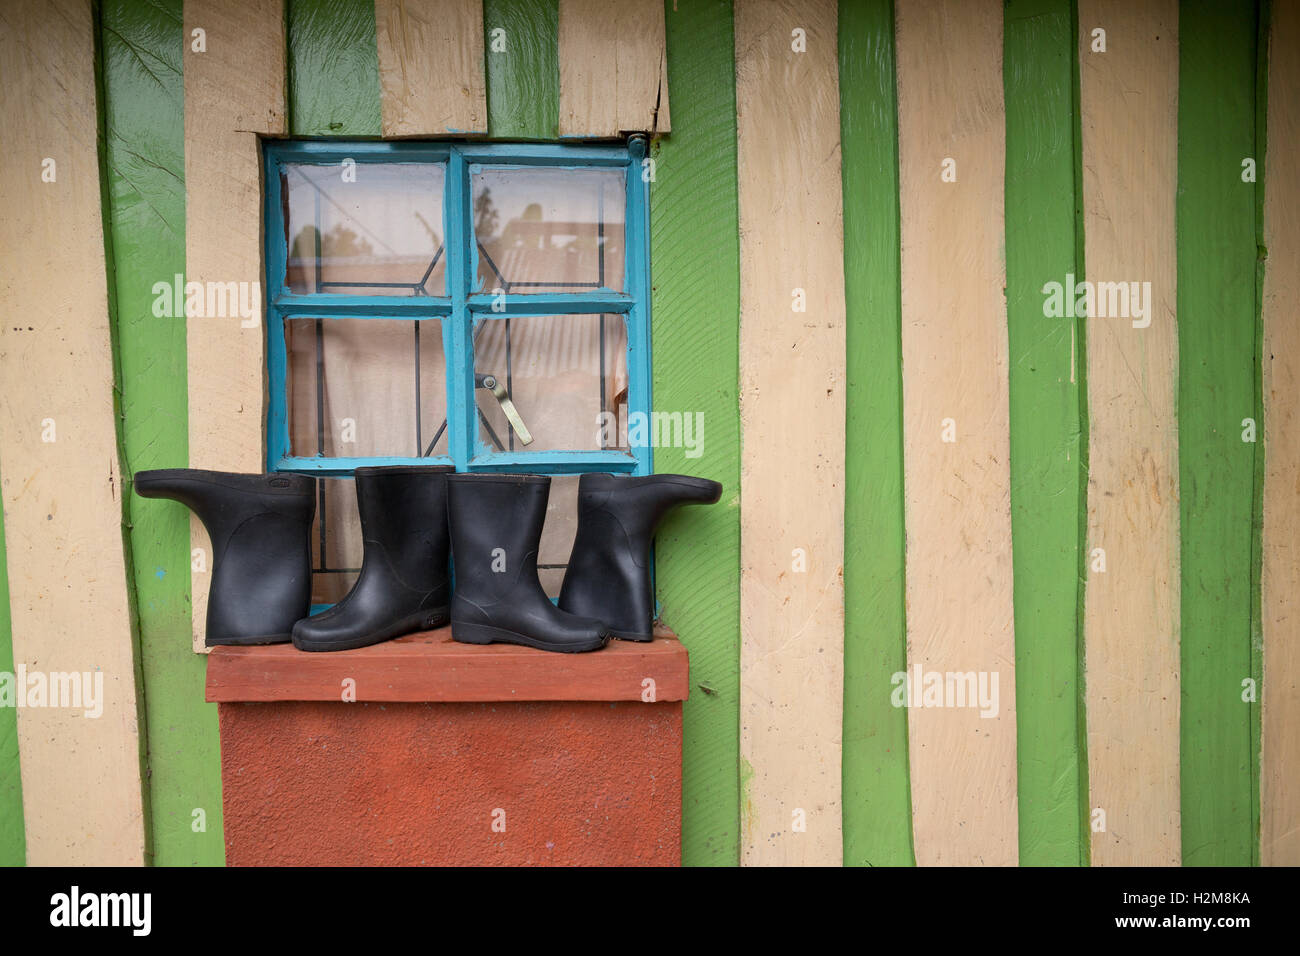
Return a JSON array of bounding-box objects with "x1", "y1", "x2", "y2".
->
[
  {"x1": 473, "y1": 314, "x2": 630, "y2": 454},
  {"x1": 283, "y1": 162, "x2": 446, "y2": 296},
  {"x1": 472, "y1": 166, "x2": 625, "y2": 294},
  {"x1": 309, "y1": 477, "x2": 361, "y2": 605},
  {"x1": 286, "y1": 317, "x2": 449, "y2": 458}
]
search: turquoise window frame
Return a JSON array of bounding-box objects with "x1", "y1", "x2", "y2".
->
[{"x1": 262, "y1": 139, "x2": 653, "y2": 478}]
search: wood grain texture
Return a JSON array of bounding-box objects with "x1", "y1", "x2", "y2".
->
[
  {"x1": 1078, "y1": 0, "x2": 1182, "y2": 866},
  {"x1": 484, "y1": 0, "x2": 559, "y2": 139},
  {"x1": 895, "y1": 0, "x2": 1019, "y2": 866},
  {"x1": 735, "y1": 0, "x2": 845, "y2": 867},
  {"x1": 1175, "y1": 0, "x2": 1261, "y2": 867},
  {"x1": 558, "y1": 0, "x2": 669, "y2": 136},
  {"x1": 1003, "y1": 0, "x2": 1088, "y2": 867},
  {"x1": 0, "y1": 0, "x2": 147, "y2": 865},
  {"x1": 184, "y1": 0, "x2": 287, "y2": 651},
  {"x1": 287, "y1": 0, "x2": 383, "y2": 137},
  {"x1": 839, "y1": 0, "x2": 915, "y2": 868},
  {"x1": 651, "y1": 0, "x2": 743, "y2": 867},
  {"x1": 103, "y1": 0, "x2": 226, "y2": 865},
  {"x1": 376, "y1": 0, "x2": 487, "y2": 135},
  {"x1": 1261, "y1": 0, "x2": 1300, "y2": 867},
  {"x1": 207, "y1": 628, "x2": 688, "y2": 702}
]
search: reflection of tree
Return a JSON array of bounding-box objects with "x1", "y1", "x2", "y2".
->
[
  {"x1": 290, "y1": 224, "x2": 375, "y2": 262},
  {"x1": 474, "y1": 188, "x2": 499, "y2": 242}
]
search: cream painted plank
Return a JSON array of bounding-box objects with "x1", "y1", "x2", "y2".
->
[
  {"x1": 895, "y1": 0, "x2": 1018, "y2": 866},
  {"x1": 377, "y1": 0, "x2": 487, "y2": 136},
  {"x1": 1262, "y1": 0, "x2": 1300, "y2": 868},
  {"x1": 0, "y1": 0, "x2": 146, "y2": 864},
  {"x1": 184, "y1": 0, "x2": 287, "y2": 651},
  {"x1": 734, "y1": 0, "x2": 844, "y2": 867},
  {"x1": 1078, "y1": 0, "x2": 1181, "y2": 866},
  {"x1": 558, "y1": 0, "x2": 669, "y2": 137}
]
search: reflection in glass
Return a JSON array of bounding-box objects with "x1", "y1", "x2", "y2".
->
[
  {"x1": 472, "y1": 167, "x2": 626, "y2": 294},
  {"x1": 286, "y1": 317, "x2": 448, "y2": 458},
  {"x1": 473, "y1": 314, "x2": 629, "y2": 454},
  {"x1": 284, "y1": 162, "x2": 446, "y2": 296}
]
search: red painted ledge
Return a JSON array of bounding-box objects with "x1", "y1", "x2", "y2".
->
[{"x1": 205, "y1": 624, "x2": 689, "y2": 703}]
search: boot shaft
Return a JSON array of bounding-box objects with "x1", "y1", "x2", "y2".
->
[
  {"x1": 132, "y1": 468, "x2": 315, "y2": 645},
  {"x1": 446, "y1": 473, "x2": 549, "y2": 593},
  {"x1": 573, "y1": 472, "x2": 723, "y2": 546},
  {"x1": 354, "y1": 465, "x2": 453, "y2": 587},
  {"x1": 134, "y1": 468, "x2": 315, "y2": 551}
]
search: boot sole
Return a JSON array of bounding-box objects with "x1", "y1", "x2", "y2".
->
[
  {"x1": 611, "y1": 630, "x2": 654, "y2": 643},
  {"x1": 292, "y1": 608, "x2": 450, "y2": 653},
  {"x1": 452, "y1": 621, "x2": 610, "y2": 654},
  {"x1": 207, "y1": 633, "x2": 293, "y2": 647}
]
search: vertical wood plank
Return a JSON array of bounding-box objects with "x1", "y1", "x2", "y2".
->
[
  {"x1": 559, "y1": 0, "x2": 669, "y2": 137},
  {"x1": 1261, "y1": 0, "x2": 1300, "y2": 868},
  {"x1": 484, "y1": 0, "x2": 559, "y2": 139},
  {"x1": 895, "y1": 0, "x2": 1019, "y2": 866},
  {"x1": 1077, "y1": 0, "x2": 1182, "y2": 866},
  {"x1": 103, "y1": 0, "x2": 227, "y2": 864},
  {"x1": 287, "y1": 0, "x2": 383, "y2": 137},
  {"x1": 1175, "y1": 0, "x2": 1261, "y2": 867},
  {"x1": 0, "y1": 0, "x2": 147, "y2": 864},
  {"x1": 734, "y1": 0, "x2": 845, "y2": 867},
  {"x1": 839, "y1": 0, "x2": 915, "y2": 868},
  {"x1": 652, "y1": 0, "x2": 743, "y2": 866},
  {"x1": 184, "y1": 0, "x2": 288, "y2": 650},
  {"x1": 1004, "y1": 0, "x2": 1089, "y2": 866},
  {"x1": 376, "y1": 0, "x2": 487, "y2": 136}
]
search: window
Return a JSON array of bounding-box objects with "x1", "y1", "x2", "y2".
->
[{"x1": 263, "y1": 141, "x2": 652, "y2": 603}]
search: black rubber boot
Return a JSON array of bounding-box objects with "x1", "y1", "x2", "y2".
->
[
  {"x1": 292, "y1": 465, "x2": 453, "y2": 652},
  {"x1": 559, "y1": 473, "x2": 722, "y2": 641},
  {"x1": 447, "y1": 474, "x2": 610, "y2": 653},
  {"x1": 133, "y1": 469, "x2": 315, "y2": 646}
]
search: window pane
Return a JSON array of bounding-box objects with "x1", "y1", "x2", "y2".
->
[
  {"x1": 310, "y1": 477, "x2": 361, "y2": 605},
  {"x1": 472, "y1": 167, "x2": 625, "y2": 294},
  {"x1": 473, "y1": 314, "x2": 630, "y2": 454},
  {"x1": 286, "y1": 317, "x2": 449, "y2": 458},
  {"x1": 283, "y1": 162, "x2": 446, "y2": 296}
]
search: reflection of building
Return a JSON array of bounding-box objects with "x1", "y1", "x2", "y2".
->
[{"x1": 479, "y1": 216, "x2": 626, "y2": 293}]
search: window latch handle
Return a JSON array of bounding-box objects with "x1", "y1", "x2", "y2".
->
[{"x1": 475, "y1": 373, "x2": 533, "y2": 445}]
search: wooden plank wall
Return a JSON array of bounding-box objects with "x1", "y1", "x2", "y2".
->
[
  {"x1": 558, "y1": 0, "x2": 670, "y2": 137},
  {"x1": 734, "y1": 0, "x2": 846, "y2": 866},
  {"x1": 839, "y1": 0, "x2": 915, "y2": 867},
  {"x1": 650, "y1": 0, "x2": 744, "y2": 866},
  {"x1": 895, "y1": 0, "x2": 1019, "y2": 866},
  {"x1": 0, "y1": 0, "x2": 147, "y2": 865},
  {"x1": 376, "y1": 0, "x2": 488, "y2": 136},
  {"x1": 1077, "y1": 0, "x2": 1182, "y2": 866}
]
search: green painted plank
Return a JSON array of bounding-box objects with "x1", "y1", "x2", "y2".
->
[
  {"x1": 101, "y1": 0, "x2": 225, "y2": 866},
  {"x1": 1003, "y1": 0, "x2": 1088, "y2": 867},
  {"x1": 651, "y1": 0, "x2": 741, "y2": 866},
  {"x1": 1177, "y1": 0, "x2": 1262, "y2": 867},
  {"x1": 838, "y1": 0, "x2": 914, "y2": 868},
  {"x1": 94, "y1": 0, "x2": 154, "y2": 864},
  {"x1": 1249, "y1": 0, "x2": 1269, "y2": 869},
  {"x1": 287, "y1": 0, "x2": 382, "y2": 137},
  {"x1": 483, "y1": 0, "x2": 559, "y2": 139},
  {"x1": 1068, "y1": 0, "x2": 1090, "y2": 869},
  {"x1": 0, "y1": 463, "x2": 25, "y2": 866}
]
